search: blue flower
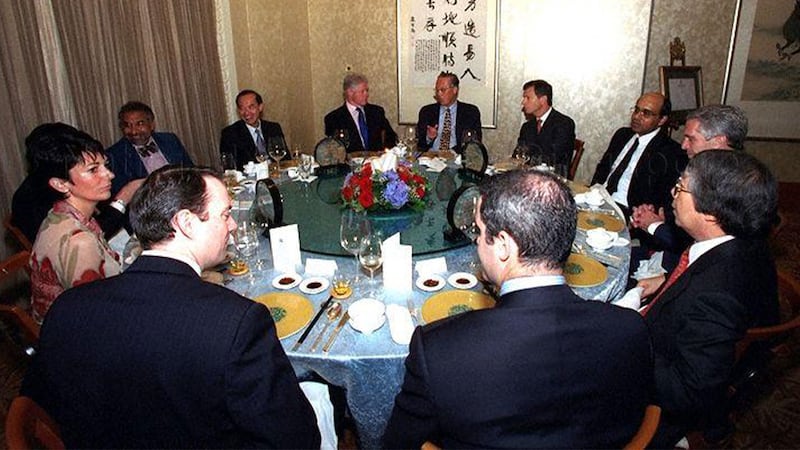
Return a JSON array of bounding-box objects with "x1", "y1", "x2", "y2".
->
[{"x1": 383, "y1": 179, "x2": 409, "y2": 208}]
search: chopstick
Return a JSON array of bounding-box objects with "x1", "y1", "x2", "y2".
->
[{"x1": 291, "y1": 294, "x2": 334, "y2": 351}]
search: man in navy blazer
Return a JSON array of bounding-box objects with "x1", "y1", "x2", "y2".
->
[
  {"x1": 517, "y1": 79, "x2": 576, "y2": 168},
  {"x1": 324, "y1": 73, "x2": 397, "y2": 152},
  {"x1": 383, "y1": 170, "x2": 653, "y2": 449},
  {"x1": 220, "y1": 89, "x2": 287, "y2": 170},
  {"x1": 638, "y1": 151, "x2": 779, "y2": 447},
  {"x1": 416, "y1": 71, "x2": 482, "y2": 153},
  {"x1": 107, "y1": 101, "x2": 194, "y2": 197},
  {"x1": 21, "y1": 167, "x2": 320, "y2": 448}
]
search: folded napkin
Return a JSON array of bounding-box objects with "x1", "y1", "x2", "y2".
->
[
  {"x1": 574, "y1": 188, "x2": 605, "y2": 206},
  {"x1": 287, "y1": 168, "x2": 319, "y2": 184},
  {"x1": 415, "y1": 257, "x2": 448, "y2": 276},
  {"x1": 375, "y1": 151, "x2": 399, "y2": 172},
  {"x1": 632, "y1": 251, "x2": 668, "y2": 280},
  {"x1": 304, "y1": 258, "x2": 338, "y2": 277},
  {"x1": 418, "y1": 156, "x2": 448, "y2": 173},
  {"x1": 612, "y1": 287, "x2": 643, "y2": 311},
  {"x1": 386, "y1": 304, "x2": 415, "y2": 345},
  {"x1": 590, "y1": 184, "x2": 625, "y2": 220}
]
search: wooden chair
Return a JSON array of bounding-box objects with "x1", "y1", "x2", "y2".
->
[
  {"x1": 4, "y1": 216, "x2": 33, "y2": 251},
  {"x1": 5, "y1": 396, "x2": 64, "y2": 450},
  {"x1": 0, "y1": 251, "x2": 39, "y2": 348},
  {"x1": 568, "y1": 139, "x2": 584, "y2": 181},
  {"x1": 623, "y1": 405, "x2": 661, "y2": 450}
]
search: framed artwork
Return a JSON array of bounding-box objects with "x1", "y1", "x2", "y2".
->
[
  {"x1": 723, "y1": 0, "x2": 800, "y2": 140},
  {"x1": 659, "y1": 65, "x2": 704, "y2": 124},
  {"x1": 396, "y1": 0, "x2": 499, "y2": 127}
]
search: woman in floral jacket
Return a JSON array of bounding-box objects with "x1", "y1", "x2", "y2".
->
[{"x1": 28, "y1": 124, "x2": 121, "y2": 323}]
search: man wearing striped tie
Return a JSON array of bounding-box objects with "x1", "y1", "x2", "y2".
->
[{"x1": 416, "y1": 71, "x2": 482, "y2": 154}]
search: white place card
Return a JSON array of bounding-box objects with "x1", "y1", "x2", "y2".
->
[
  {"x1": 382, "y1": 233, "x2": 412, "y2": 296},
  {"x1": 269, "y1": 224, "x2": 302, "y2": 273}
]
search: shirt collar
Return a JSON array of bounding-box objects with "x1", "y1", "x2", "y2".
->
[
  {"x1": 538, "y1": 107, "x2": 552, "y2": 123},
  {"x1": 499, "y1": 274, "x2": 565, "y2": 296},
  {"x1": 141, "y1": 249, "x2": 202, "y2": 276},
  {"x1": 688, "y1": 235, "x2": 735, "y2": 265}
]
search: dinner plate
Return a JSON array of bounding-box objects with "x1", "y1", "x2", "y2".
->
[
  {"x1": 577, "y1": 211, "x2": 625, "y2": 233},
  {"x1": 271, "y1": 273, "x2": 302, "y2": 290},
  {"x1": 299, "y1": 277, "x2": 329, "y2": 295},
  {"x1": 421, "y1": 290, "x2": 495, "y2": 324},
  {"x1": 447, "y1": 272, "x2": 478, "y2": 289},
  {"x1": 564, "y1": 253, "x2": 608, "y2": 288},
  {"x1": 415, "y1": 274, "x2": 446, "y2": 292},
  {"x1": 252, "y1": 292, "x2": 314, "y2": 339}
]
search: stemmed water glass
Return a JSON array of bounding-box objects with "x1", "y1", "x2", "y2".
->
[
  {"x1": 340, "y1": 210, "x2": 371, "y2": 282},
  {"x1": 268, "y1": 142, "x2": 287, "y2": 177},
  {"x1": 359, "y1": 234, "x2": 383, "y2": 296},
  {"x1": 511, "y1": 144, "x2": 531, "y2": 167}
]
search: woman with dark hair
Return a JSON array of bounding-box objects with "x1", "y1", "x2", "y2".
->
[{"x1": 29, "y1": 124, "x2": 121, "y2": 323}]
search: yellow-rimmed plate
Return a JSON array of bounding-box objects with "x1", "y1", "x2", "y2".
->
[
  {"x1": 422, "y1": 290, "x2": 495, "y2": 324},
  {"x1": 253, "y1": 292, "x2": 314, "y2": 339},
  {"x1": 577, "y1": 211, "x2": 625, "y2": 232},
  {"x1": 564, "y1": 253, "x2": 608, "y2": 288}
]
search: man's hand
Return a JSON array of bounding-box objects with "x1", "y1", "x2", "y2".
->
[
  {"x1": 115, "y1": 178, "x2": 145, "y2": 204},
  {"x1": 630, "y1": 204, "x2": 665, "y2": 230},
  {"x1": 426, "y1": 124, "x2": 438, "y2": 141},
  {"x1": 637, "y1": 275, "x2": 666, "y2": 298}
]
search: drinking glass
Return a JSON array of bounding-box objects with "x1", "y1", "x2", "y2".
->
[
  {"x1": 297, "y1": 154, "x2": 314, "y2": 181},
  {"x1": 221, "y1": 152, "x2": 237, "y2": 171},
  {"x1": 291, "y1": 144, "x2": 302, "y2": 161},
  {"x1": 268, "y1": 142, "x2": 287, "y2": 176},
  {"x1": 340, "y1": 210, "x2": 371, "y2": 282},
  {"x1": 234, "y1": 221, "x2": 260, "y2": 264},
  {"x1": 511, "y1": 144, "x2": 530, "y2": 167},
  {"x1": 359, "y1": 234, "x2": 383, "y2": 296}
]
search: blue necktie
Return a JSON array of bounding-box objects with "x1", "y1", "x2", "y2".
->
[{"x1": 357, "y1": 108, "x2": 369, "y2": 150}]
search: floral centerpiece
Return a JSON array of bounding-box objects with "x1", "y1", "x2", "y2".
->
[{"x1": 342, "y1": 150, "x2": 429, "y2": 212}]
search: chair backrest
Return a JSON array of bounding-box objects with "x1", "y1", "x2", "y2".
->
[
  {"x1": 5, "y1": 396, "x2": 64, "y2": 450},
  {"x1": 568, "y1": 139, "x2": 584, "y2": 181},
  {"x1": 623, "y1": 404, "x2": 661, "y2": 450},
  {"x1": 735, "y1": 270, "x2": 800, "y2": 360},
  {"x1": 4, "y1": 216, "x2": 33, "y2": 251},
  {"x1": 0, "y1": 251, "x2": 39, "y2": 345},
  {"x1": 315, "y1": 137, "x2": 347, "y2": 166}
]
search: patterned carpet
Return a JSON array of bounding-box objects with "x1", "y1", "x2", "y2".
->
[{"x1": 0, "y1": 184, "x2": 798, "y2": 449}]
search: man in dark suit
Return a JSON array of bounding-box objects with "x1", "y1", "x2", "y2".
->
[
  {"x1": 324, "y1": 73, "x2": 397, "y2": 153},
  {"x1": 637, "y1": 151, "x2": 779, "y2": 447},
  {"x1": 383, "y1": 170, "x2": 654, "y2": 449},
  {"x1": 416, "y1": 71, "x2": 482, "y2": 153},
  {"x1": 107, "y1": 101, "x2": 194, "y2": 197},
  {"x1": 517, "y1": 79, "x2": 576, "y2": 168},
  {"x1": 219, "y1": 89, "x2": 287, "y2": 170},
  {"x1": 21, "y1": 167, "x2": 320, "y2": 448},
  {"x1": 591, "y1": 92, "x2": 687, "y2": 218}
]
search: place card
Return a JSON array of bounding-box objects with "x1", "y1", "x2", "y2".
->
[
  {"x1": 382, "y1": 233, "x2": 412, "y2": 295},
  {"x1": 269, "y1": 224, "x2": 302, "y2": 274}
]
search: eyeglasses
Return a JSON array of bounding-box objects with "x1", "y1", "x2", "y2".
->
[
  {"x1": 630, "y1": 106, "x2": 660, "y2": 118},
  {"x1": 435, "y1": 86, "x2": 454, "y2": 93},
  {"x1": 671, "y1": 179, "x2": 692, "y2": 197}
]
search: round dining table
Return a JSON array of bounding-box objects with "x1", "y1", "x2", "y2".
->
[{"x1": 226, "y1": 165, "x2": 631, "y2": 449}]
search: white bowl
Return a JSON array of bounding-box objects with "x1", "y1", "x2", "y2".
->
[
  {"x1": 586, "y1": 236, "x2": 614, "y2": 251},
  {"x1": 348, "y1": 298, "x2": 386, "y2": 334}
]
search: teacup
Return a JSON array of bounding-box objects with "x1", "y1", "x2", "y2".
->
[
  {"x1": 348, "y1": 298, "x2": 386, "y2": 334},
  {"x1": 585, "y1": 228, "x2": 615, "y2": 251}
]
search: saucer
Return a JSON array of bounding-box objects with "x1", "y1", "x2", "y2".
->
[
  {"x1": 585, "y1": 237, "x2": 614, "y2": 251},
  {"x1": 299, "y1": 277, "x2": 329, "y2": 295},
  {"x1": 271, "y1": 273, "x2": 302, "y2": 290},
  {"x1": 447, "y1": 272, "x2": 477, "y2": 289},
  {"x1": 416, "y1": 274, "x2": 446, "y2": 292}
]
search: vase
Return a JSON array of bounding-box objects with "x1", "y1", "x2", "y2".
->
[{"x1": 367, "y1": 207, "x2": 423, "y2": 237}]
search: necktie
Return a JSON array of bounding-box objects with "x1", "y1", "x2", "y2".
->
[
  {"x1": 640, "y1": 249, "x2": 691, "y2": 316},
  {"x1": 255, "y1": 129, "x2": 267, "y2": 157},
  {"x1": 137, "y1": 142, "x2": 157, "y2": 158},
  {"x1": 357, "y1": 108, "x2": 369, "y2": 150},
  {"x1": 439, "y1": 106, "x2": 452, "y2": 151},
  {"x1": 536, "y1": 118, "x2": 543, "y2": 134},
  {"x1": 605, "y1": 138, "x2": 639, "y2": 194}
]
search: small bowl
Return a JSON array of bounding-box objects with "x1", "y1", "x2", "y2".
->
[
  {"x1": 586, "y1": 236, "x2": 614, "y2": 251},
  {"x1": 348, "y1": 298, "x2": 386, "y2": 334}
]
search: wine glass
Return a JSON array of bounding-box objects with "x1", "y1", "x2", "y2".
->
[
  {"x1": 340, "y1": 210, "x2": 371, "y2": 282},
  {"x1": 297, "y1": 154, "x2": 314, "y2": 181},
  {"x1": 268, "y1": 141, "x2": 287, "y2": 177},
  {"x1": 511, "y1": 144, "x2": 531, "y2": 167},
  {"x1": 291, "y1": 144, "x2": 302, "y2": 161},
  {"x1": 359, "y1": 234, "x2": 383, "y2": 296}
]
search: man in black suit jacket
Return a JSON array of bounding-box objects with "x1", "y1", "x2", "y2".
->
[
  {"x1": 219, "y1": 89, "x2": 287, "y2": 170},
  {"x1": 517, "y1": 79, "x2": 576, "y2": 168},
  {"x1": 21, "y1": 167, "x2": 320, "y2": 448},
  {"x1": 324, "y1": 73, "x2": 397, "y2": 152},
  {"x1": 416, "y1": 71, "x2": 482, "y2": 153},
  {"x1": 591, "y1": 92, "x2": 687, "y2": 217},
  {"x1": 384, "y1": 170, "x2": 653, "y2": 449},
  {"x1": 638, "y1": 151, "x2": 779, "y2": 447}
]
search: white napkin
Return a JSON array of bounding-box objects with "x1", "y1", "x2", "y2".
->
[
  {"x1": 382, "y1": 233, "x2": 412, "y2": 295},
  {"x1": 612, "y1": 287, "x2": 643, "y2": 311},
  {"x1": 304, "y1": 258, "x2": 338, "y2": 277},
  {"x1": 299, "y1": 382, "x2": 338, "y2": 449},
  {"x1": 375, "y1": 151, "x2": 399, "y2": 172},
  {"x1": 255, "y1": 162, "x2": 269, "y2": 181},
  {"x1": 632, "y1": 251, "x2": 668, "y2": 280},
  {"x1": 415, "y1": 257, "x2": 448, "y2": 276},
  {"x1": 269, "y1": 224, "x2": 302, "y2": 273},
  {"x1": 590, "y1": 184, "x2": 625, "y2": 220},
  {"x1": 574, "y1": 188, "x2": 605, "y2": 206},
  {"x1": 418, "y1": 157, "x2": 448, "y2": 173},
  {"x1": 386, "y1": 304, "x2": 414, "y2": 345}
]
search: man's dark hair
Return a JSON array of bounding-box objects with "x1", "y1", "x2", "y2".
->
[
  {"x1": 130, "y1": 166, "x2": 221, "y2": 249},
  {"x1": 25, "y1": 122, "x2": 105, "y2": 189},
  {"x1": 118, "y1": 101, "x2": 155, "y2": 122},
  {"x1": 687, "y1": 104, "x2": 748, "y2": 151},
  {"x1": 523, "y1": 80, "x2": 553, "y2": 106},
  {"x1": 685, "y1": 150, "x2": 777, "y2": 238},
  {"x1": 659, "y1": 96, "x2": 672, "y2": 118},
  {"x1": 438, "y1": 71, "x2": 459, "y2": 88},
  {"x1": 236, "y1": 89, "x2": 263, "y2": 106},
  {"x1": 479, "y1": 170, "x2": 577, "y2": 270}
]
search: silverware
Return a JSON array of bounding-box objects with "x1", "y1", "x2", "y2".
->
[
  {"x1": 406, "y1": 297, "x2": 417, "y2": 321},
  {"x1": 292, "y1": 294, "x2": 334, "y2": 351},
  {"x1": 323, "y1": 312, "x2": 350, "y2": 353},
  {"x1": 573, "y1": 242, "x2": 624, "y2": 269},
  {"x1": 310, "y1": 302, "x2": 342, "y2": 352}
]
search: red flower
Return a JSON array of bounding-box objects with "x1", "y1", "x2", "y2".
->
[
  {"x1": 416, "y1": 186, "x2": 426, "y2": 198},
  {"x1": 412, "y1": 175, "x2": 425, "y2": 185},
  {"x1": 358, "y1": 189, "x2": 374, "y2": 209},
  {"x1": 343, "y1": 185, "x2": 354, "y2": 200},
  {"x1": 398, "y1": 167, "x2": 411, "y2": 182},
  {"x1": 362, "y1": 163, "x2": 373, "y2": 177}
]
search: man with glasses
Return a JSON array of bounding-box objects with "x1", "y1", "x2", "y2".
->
[
  {"x1": 416, "y1": 71, "x2": 482, "y2": 153},
  {"x1": 637, "y1": 151, "x2": 779, "y2": 447}
]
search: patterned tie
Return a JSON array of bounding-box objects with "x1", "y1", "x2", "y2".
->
[
  {"x1": 640, "y1": 249, "x2": 691, "y2": 316},
  {"x1": 357, "y1": 108, "x2": 369, "y2": 150},
  {"x1": 605, "y1": 138, "x2": 639, "y2": 194},
  {"x1": 137, "y1": 142, "x2": 157, "y2": 158},
  {"x1": 439, "y1": 106, "x2": 452, "y2": 151},
  {"x1": 255, "y1": 129, "x2": 267, "y2": 158},
  {"x1": 536, "y1": 118, "x2": 543, "y2": 134}
]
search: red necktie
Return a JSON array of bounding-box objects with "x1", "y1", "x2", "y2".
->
[
  {"x1": 536, "y1": 118, "x2": 543, "y2": 134},
  {"x1": 641, "y1": 249, "x2": 690, "y2": 316}
]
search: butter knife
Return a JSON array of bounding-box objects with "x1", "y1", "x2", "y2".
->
[
  {"x1": 291, "y1": 294, "x2": 333, "y2": 351},
  {"x1": 322, "y1": 312, "x2": 350, "y2": 353}
]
